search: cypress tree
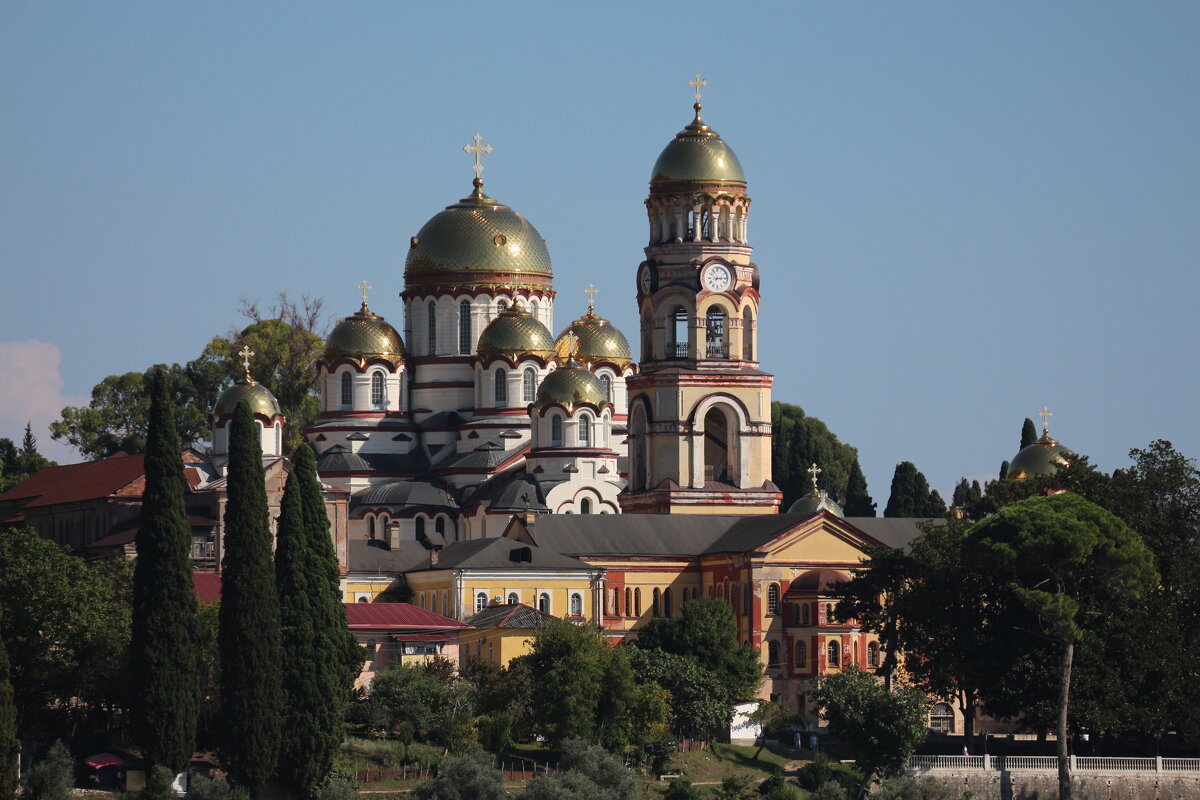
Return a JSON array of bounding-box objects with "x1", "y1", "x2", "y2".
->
[
  {"x1": 219, "y1": 401, "x2": 283, "y2": 791},
  {"x1": 884, "y1": 461, "x2": 936, "y2": 518},
  {"x1": 999, "y1": 460, "x2": 1010, "y2": 480},
  {"x1": 951, "y1": 478, "x2": 971, "y2": 508},
  {"x1": 0, "y1": 624, "x2": 18, "y2": 800},
  {"x1": 925, "y1": 489, "x2": 947, "y2": 517},
  {"x1": 131, "y1": 369, "x2": 201, "y2": 773},
  {"x1": 1020, "y1": 417, "x2": 1038, "y2": 449},
  {"x1": 276, "y1": 442, "x2": 347, "y2": 798},
  {"x1": 843, "y1": 459, "x2": 876, "y2": 517}
]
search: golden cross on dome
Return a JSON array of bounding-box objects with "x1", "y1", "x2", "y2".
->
[
  {"x1": 562, "y1": 331, "x2": 580, "y2": 360},
  {"x1": 689, "y1": 73, "x2": 707, "y2": 104},
  {"x1": 584, "y1": 283, "x2": 598, "y2": 311},
  {"x1": 357, "y1": 280, "x2": 372, "y2": 307},
  {"x1": 807, "y1": 462, "x2": 821, "y2": 492},
  {"x1": 1039, "y1": 406, "x2": 1053, "y2": 433},
  {"x1": 238, "y1": 345, "x2": 255, "y2": 380},
  {"x1": 464, "y1": 133, "x2": 492, "y2": 181}
]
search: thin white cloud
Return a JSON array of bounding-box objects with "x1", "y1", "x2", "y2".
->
[{"x1": 0, "y1": 340, "x2": 89, "y2": 464}]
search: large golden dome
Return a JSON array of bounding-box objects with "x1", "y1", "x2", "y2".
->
[
  {"x1": 554, "y1": 308, "x2": 633, "y2": 369},
  {"x1": 650, "y1": 106, "x2": 746, "y2": 190},
  {"x1": 477, "y1": 305, "x2": 555, "y2": 362},
  {"x1": 404, "y1": 185, "x2": 553, "y2": 293},
  {"x1": 322, "y1": 304, "x2": 405, "y2": 366},
  {"x1": 212, "y1": 379, "x2": 282, "y2": 421},
  {"x1": 535, "y1": 360, "x2": 606, "y2": 410},
  {"x1": 1009, "y1": 430, "x2": 1073, "y2": 481}
]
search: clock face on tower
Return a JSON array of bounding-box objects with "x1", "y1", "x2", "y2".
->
[
  {"x1": 702, "y1": 263, "x2": 733, "y2": 292},
  {"x1": 638, "y1": 264, "x2": 653, "y2": 295}
]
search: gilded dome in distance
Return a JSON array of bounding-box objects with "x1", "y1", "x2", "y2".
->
[
  {"x1": 323, "y1": 299, "x2": 405, "y2": 366},
  {"x1": 554, "y1": 294, "x2": 633, "y2": 369},
  {"x1": 651, "y1": 80, "x2": 745, "y2": 188},
  {"x1": 787, "y1": 462, "x2": 844, "y2": 517},
  {"x1": 535, "y1": 359, "x2": 607, "y2": 410},
  {"x1": 1009, "y1": 407, "x2": 1073, "y2": 480},
  {"x1": 477, "y1": 302, "x2": 555, "y2": 362},
  {"x1": 212, "y1": 367, "x2": 282, "y2": 421}
]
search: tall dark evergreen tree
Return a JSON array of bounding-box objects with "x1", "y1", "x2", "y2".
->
[
  {"x1": 951, "y1": 478, "x2": 971, "y2": 508},
  {"x1": 884, "y1": 461, "x2": 937, "y2": 518},
  {"x1": 131, "y1": 369, "x2": 201, "y2": 772},
  {"x1": 998, "y1": 460, "x2": 1010, "y2": 480},
  {"x1": 219, "y1": 402, "x2": 283, "y2": 791},
  {"x1": 925, "y1": 489, "x2": 947, "y2": 517},
  {"x1": 276, "y1": 443, "x2": 353, "y2": 798},
  {"x1": 843, "y1": 459, "x2": 876, "y2": 517},
  {"x1": 0, "y1": 623, "x2": 18, "y2": 800},
  {"x1": 1020, "y1": 417, "x2": 1038, "y2": 449}
]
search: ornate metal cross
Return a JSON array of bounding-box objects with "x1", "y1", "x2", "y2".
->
[
  {"x1": 808, "y1": 462, "x2": 821, "y2": 490},
  {"x1": 689, "y1": 73, "x2": 707, "y2": 104},
  {"x1": 464, "y1": 133, "x2": 492, "y2": 180},
  {"x1": 238, "y1": 345, "x2": 255, "y2": 377},
  {"x1": 358, "y1": 280, "x2": 372, "y2": 306},
  {"x1": 584, "y1": 283, "x2": 598, "y2": 310},
  {"x1": 1039, "y1": 406, "x2": 1053, "y2": 432},
  {"x1": 562, "y1": 331, "x2": 580, "y2": 359}
]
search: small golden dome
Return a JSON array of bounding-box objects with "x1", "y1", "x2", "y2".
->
[
  {"x1": 650, "y1": 107, "x2": 746, "y2": 189},
  {"x1": 404, "y1": 190, "x2": 553, "y2": 292},
  {"x1": 787, "y1": 489, "x2": 844, "y2": 518},
  {"x1": 535, "y1": 361, "x2": 607, "y2": 410},
  {"x1": 1009, "y1": 430, "x2": 1073, "y2": 481},
  {"x1": 323, "y1": 305, "x2": 406, "y2": 366},
  {"x1": 554, "y1": 308, "x2": 633, "y2": 369},
  {"x1": 477, "y1": 305, "x2": 555, "y2": 362},
  {"x1": 212, "y1": 380, "x2": 282, "y2": 421}
]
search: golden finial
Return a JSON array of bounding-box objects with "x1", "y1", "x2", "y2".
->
[
  {"x1": 357, "y1": 280, "x2": 372, "y2": 310},
  {"x1": 464, "y1": 133, "x2": 493, "y2": 198},
  {"x1": 238, "y1": 345, "x2": 256, "y2": 383},
  {"x1": 1039, "y1": 406, "x2": 1053, "y2": 435},
  {"x1": 807, "y1": 462, "x2": 822, "y2": 494},
  {"x1": 584, "y1": 283, "x2": 598, "y2": 313}
]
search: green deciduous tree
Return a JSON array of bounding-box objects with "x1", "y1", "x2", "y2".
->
[
  {"x1": 0, "y1": 624, "x2": 18, "y2": 800},
  {"x1": 967, "y1": 493, "x2": 1158, "y2": 800},
  {"x1": 627, "y1": 648, "x2": 731, "y2": 740},
  {"x1": 364, "y1": 661, "x2": 476, "y2": 751},
  {"x1": 131, "y1": 369, "x2": 201, "y2": 772},
  {"x1": 843, "y1": 460, "x2": 876, "y2": 517},
  {"x1": 813, "y1": 667, "x2": 928, "y2": 798},
  {"x1": 771, "y1": 403, "x2": 863, "y2": 511},
  {"x1": 218, "y1": 402, "x2": 283, "y2": 791}
]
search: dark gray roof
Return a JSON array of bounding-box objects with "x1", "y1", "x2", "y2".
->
[
  {"x1": 307, "y1": 417, "x2": 418, "y2": 432},
  {"x1": 463, "y1": 468, "x2": 551, "y2": 513},
  {"x1": 317, "y1": 444, "x2": 429, "y2": 473},
  {"x1": 347, "y1": 539, "x2": 431, "y2": 574},
  {"x1": 353, "y1": 479, "x2": 459, "y2": 512},
  {"x1": 416, "y1": 537, "x2": 593, "y2": 572},
  {"x1": 845, "y1": 517, "x2": 931, "y2": 552},
  {"x1": 437, "y1": 442, "x2": 524, "y2": 471},
  {"x1": 466, "y1": 603, "x2": 556, "y2": 630}
]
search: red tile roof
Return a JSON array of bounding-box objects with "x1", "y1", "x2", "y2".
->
[
  {"x1": 192, "y1": 572, "x2": 223, "y2": 603},
  {"x1": 344, "y1": 602, "x2": 471, "y2": 630},
  {"x1": 0, "y1": 453, "x2": 146, "y2": 510}
]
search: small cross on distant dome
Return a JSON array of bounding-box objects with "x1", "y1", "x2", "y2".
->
[
  {"x1": 562, "y1": 331, "x2": 581, "y2": 359},
  {"x1": 689, "y1": 73, "x2": 707, "y2": 104},
  {"x1": 238, "y1": 345, "x2": 255, "y2": 380},
  {"x1": 808, "y1": 462, "x2": 821, "y2": 491},
  {"x1": 1039, "y1": 406, "x2": 1053, "y2": 433},
  {"x1": 358, "y1": 280, "x2": 372, "y2": 307},
  {"x1": 464, "y1": 133, "x2": 493, "y2": 181},
  {"x1": 584, "y1": 283, "x2": 598, "y2": 311}
]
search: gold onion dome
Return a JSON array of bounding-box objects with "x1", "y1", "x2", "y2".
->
[
  {"x1": 323, "y1": 303, "x2": 406, "y2": 365},
  {"x1": 650, "y1": 104, "x2": 746, "y2": 188},
  {"x1": 404, "y1": 186, "x2": 553, "y2": 292},
  {"x1": 213, "y1": 378, "x2": 282, "y2": 421},
  {"x1": 476, "y1": 304, "x2": 555, "y2": 362},
  {"x1": 788, "y1": 489, "x2": 844, "y2": 518},
  {"x1": 1009, "y1": 428, "x2": 1074, "y2": 481},
  {"x1": 554, "y1": 308, "x2": 633, "y2": 369},
  {"x1": 535, "y1": 360, "x2": 606, "y2": 410}
]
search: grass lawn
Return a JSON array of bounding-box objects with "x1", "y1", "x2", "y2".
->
[{"x1": 654, "y1": 742, "x2": 798, "y2": 785}]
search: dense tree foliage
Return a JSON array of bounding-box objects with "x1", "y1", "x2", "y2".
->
[
  {"x1": 814, "y1": 667, "x2": 928, "y2": 797},
  {"x1": 883, "y1": 461, "x2": 944, "y2": 518},
  {"x1": 410, "y1": 745, "x2": 505, "y2": 800},
  {"x1": 0, "y1": 424, "x2": 57, "y2": 492},
  {"x1": 218, "y1": 402, "x2": 283, "y2": 790},
  {"x1": 50, "y1": 294, "x2": 325, "y2": 460},
  {"x1": 771, "y1": 402, "x2": 866, "y2": 511},
  {"x1": 363, "y1": 661, "x2": 476, "y2": 751},
  {"x1": 0, "y1": 624, "x2": 18, "y2": 800},
  {"x1": 131, "y1": 370, "x2": 201, "y2": 772},
  {"x1": 518, "y1": 738, "x2": 639, "y2": 800},
  {"x1": 1020, "y1": 418, "x2": 1039, "y2": 449},
  {"x1": 22, "y1": 741, "x2": 73, "y2": 800},
  {"x1": 843, "y1": 460, "x2": 876, "y2": 517}
]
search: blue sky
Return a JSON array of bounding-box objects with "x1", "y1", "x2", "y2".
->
[{"x1": 2, "y1": 2, "x2": 1198, "y2": 504}]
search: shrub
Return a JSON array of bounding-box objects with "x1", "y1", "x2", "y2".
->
[
  {"x1": 22, "y1": 741, "x2": 73, "y2": 800},
  {"x1": 312, "y1": 776, "x2": 357, "y2": 800},
  {"x1": 663, "y1": 778, "x2": 705, "y2": 800},
  {"x1": 410, "y1": 746, "x2": 503, "y2": 800},
  {"x1": 186, "y1": 774, "x2": 231, "y2": 800},
  {"x1": 477, "y1": 713, "x2": 512, "y2": 754},
  {"x1": 139, "y1": 766, "x2": 179, "y2": 800},
  {"x1": 795, "y1": 752, "x2": 835, "y2": 791},
  {"x1": 808, "y1": 781, "x2": 848, "y2": 800}
]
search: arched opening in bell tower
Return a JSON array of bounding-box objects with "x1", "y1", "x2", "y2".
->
[
  {"x1": 706, "y1": 308, "x2": 727, "y2": 359},
  {"x1": 630, "y1": 405, "x2": 649, "y2": 490},
  {"x1": 703, "y1": 406, "x2": 734, "y2": 483},
  {"x1": 669, "y1": 307, "x2": 689, "y2": 358}
]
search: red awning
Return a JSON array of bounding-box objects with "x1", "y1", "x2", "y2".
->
[
  {"x1": 85, "y1": 753, "x2": 128, "y2": 769},
  {"x1": 391, "y1": 633, "x2": 451, "y2": 642}
]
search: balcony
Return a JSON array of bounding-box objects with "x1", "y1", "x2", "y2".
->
[
  {"x1": 668, "y1": 342, "x2": 689, "y2": 359},
  {"x1": 704, "y1": 464, "x2": 732, "y2": 483},
  {"x1": 706, "y1": 341, "x2": 729, "y2": 359}
]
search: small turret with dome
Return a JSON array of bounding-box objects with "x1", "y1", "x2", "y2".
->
[
  {"x1": 476, "y1": 299, "x2": 555, "y2": 364},
  {"x1": 212, "y1": 345, "x2": 285, "y2": 462},
  {"x1": 536, "y1": 338, "x2": 608, "y2": 412},
  {"x1": 787, "y1": 463, "x2": 844, "y2": 518},
  {"x1": 1008, "y1": 406, "x2": 1074, "y2": 480},
  {"x1": 554, "y1": 285, "x2": 633, "y2": 370},
  {"x1": 322, "y1": 283, "x2": 406, "y2": 367},
  {"x1": 315, "y1": 283, "x2": 407, "y2": 416}
]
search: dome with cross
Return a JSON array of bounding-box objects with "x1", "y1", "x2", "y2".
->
[
  {"x1": 553, "y1": 287, "x2": 633, "y2": 369},
  {"x1": 212, "y1": 348, "x2": 282, "y2": 421},
  {"x1": 1009, "y1": 408, "x2": 1073, "y2": 480},
  {"x1": 476, "y1": 302, "x2": 555, "y2": 363},
  {"x1": 323, "y1": 285, "x2": 406, "y2": 366},
  {"x1": 404, "y1": 134, "x2": 553, "y2": 293},
  {"x1": 650, "y1": 75, "x2": 745, "y2": 190}
]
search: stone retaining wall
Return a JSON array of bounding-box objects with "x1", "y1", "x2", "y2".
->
[{"x1": 909, "y1": 770, "x2": 1200, "y2": 800}]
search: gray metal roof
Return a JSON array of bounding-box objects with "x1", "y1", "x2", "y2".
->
[
  {"x1": 353, "y1": 479, "x2": 459, "y2": 512},
  {"x1": 466, "y1": 603, "x2": 556, "y2": 630},
  {"x1": 317, "y1": 444, "x2": 429, "y2": 474},
  {"x1": 462, "y1": 468, "x2": 552, "y2": 513},
  {"x1": 347, "y1": 539, "x2": 431, "y2": 574},
  {"x1": 844, "y1": 517, "x2": 931, "y2": 552},
  {"x1": 416, "y1": 537, "x2": 593, "y2": 572}
]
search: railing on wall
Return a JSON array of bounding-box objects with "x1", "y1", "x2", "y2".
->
[{"x1": 909, "y1": 755, "x2": 1200, "y2": 774}]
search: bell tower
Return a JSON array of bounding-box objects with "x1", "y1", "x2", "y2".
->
[{"x1": 620, "y1": 77, "x2": 781, "y2": 515}]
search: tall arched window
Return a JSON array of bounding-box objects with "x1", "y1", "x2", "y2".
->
[
  {"x1": 624, "y1": 587, "x2": 631, "y2": 617},
  {"x1": 427, "y1": 301, "x2": 437, "y2": 354},
  {"x1": 432, "y1": 592, "x2": 439, "y2": 614},
  {"x1": 768, "y1": 640, "x2": 780, "y2": 667},
  {"x1": 435, "y1": 517, "x2": 445, "y2": 536},
  {"x1": 538, "y1": 592, "x2": 550, "y2": 613},
  {"x1": 459, "y1": 299, "x2": 472, "y2": 354},
  {"x1": 742, "y1": 308, "x2": 754, "y2": 360},
  {"x1": 371, "y1": 371, "x2": 385, "y2": 406},
  {"x1": 663, "y1": 587, "x2": 672, "y2": 617},
  {"x1": 523, "y1": 368, "x2": 536, "y2": 403},
  {"x1": 599, "y1": 374, "x2": 612, "y2": 403},
  {"x1": 802, "y1": 604, "x2": 811, "y2": 625},
  {"x1": 507, "y1": 592, "x2": 519, "y2": 605},
  {"x1": 415, "y1": 517, "x2": 426, "y2": 542},
  {"x1": 825, "y1": 603, "x2": 835, "y2": 623},
  {"x1": 651, "y1": 588, "x2": 661, "y2": 617},
  {"x1": 580, "y1": 498, "x2": 592, "y2": 514},
  {"x1": 703, "y1": 406, "x2": 732, "y2": 483},
  {"x1": 494, "y1": 368, "x2": 507, "y2": 405},
  {"x1": 551, "y1": 415, "x2": 563, "y2": 445},
  {"x1": 828, "y1": 640, "x2": 841, "y2": 667},
  {"x1": 529, "y1": 298, "x2": 538, "y2": 320},
  {"x1": 578, "y1": 415, "x2": 591, "y2": 446},
  {"x1": 796, "y1": 640, "x2": 807, "y2": 671},
  {"x1": 570, "y1": 593, "x2": 583, "y2": 617},
  {"x1": 475, "y1": 592, "x2": 488, "y2": 613},
  {"x1": 367, "y1": 517, "x2": 376, "y2": 540},
  {"x1": 670, "y1": 307, "x2": 689, "y2": 358},
  {"x1": 867, "y1": 641, "x2": 879, "y2": 667},
  {"x1": 767, "y1": 583, "x2": 780, "y2": 615},
  {"x1": 634, "y1": 588, "x2": 642, "y2": 616},
  {"x1": 340, "y1": 371, "x2": 353, "y2": 407},
  {"x1": 706, "y1": 307, "x2": 727, "y2": 358},
  {"x1": 930, "y1": 703, "x2": 955, "y2": 733}
]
